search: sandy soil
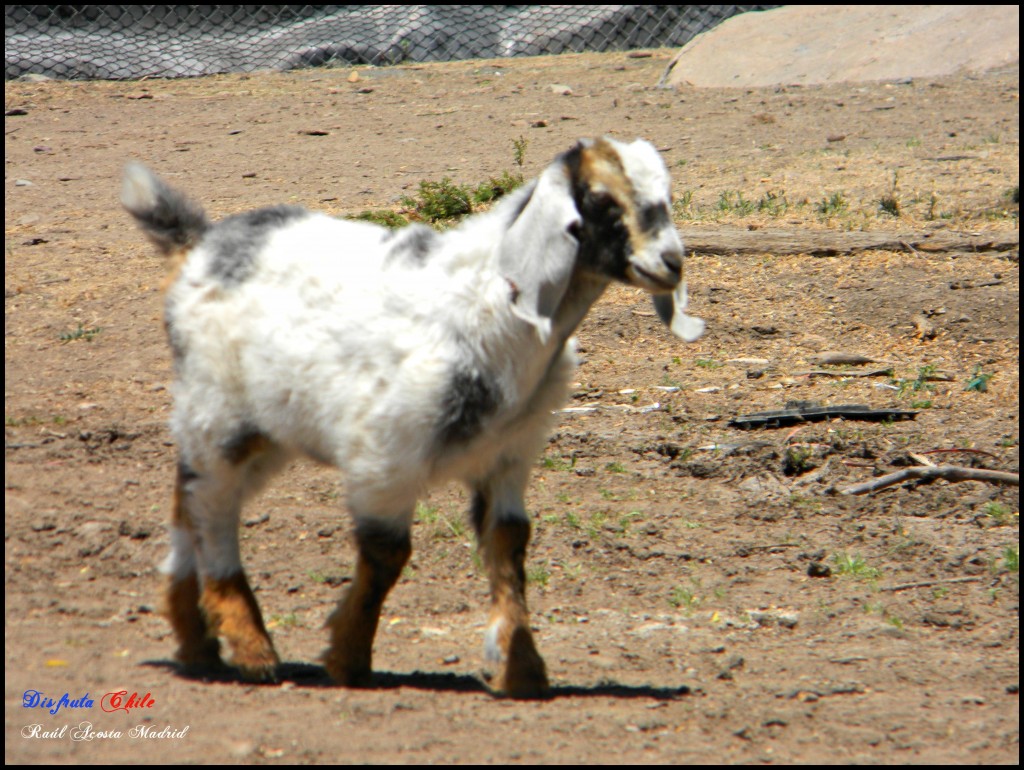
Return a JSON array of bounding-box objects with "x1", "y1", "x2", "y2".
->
[{"x1": 5, "y1": 47, "x2": 1019, "y2": 764}]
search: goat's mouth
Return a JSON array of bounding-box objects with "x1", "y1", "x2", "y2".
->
[{"x1": 627, "y1": 264, "x2": 680, "y2": 293}]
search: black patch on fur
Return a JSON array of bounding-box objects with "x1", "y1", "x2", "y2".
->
[
  {"x1": 177, "y1": 460, "x2": 199, "y2": 485},
  {"x1": 221, "y1": 423, "x2": 270, "y2": 464},
  {"x1": 559, "y1": 144, "x2": 633, "y2": 282},
  {"x1": 639, "y1": 202, "x2": 671, "y2": 234},
  {"x1": 353, "y1": 520, "x2": 413, "y2": 599},
  {"x1": 574, "y1": 189, "x2": 631, "y2": 282},
  {"x1": 437, "y1": 369, "x2": 500, "y2": 446},
  {"x1": 204, "y1": 205, "x2": 307, "y2": 285},
  {"x1": 470, "y1": 491, "x2": 489, "y2": 536},
  {"x1": 384, "y1": 224, "x2": 440, "y2": 265}
]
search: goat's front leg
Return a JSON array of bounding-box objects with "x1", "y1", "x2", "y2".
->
[
  {"x1": 324, "y1": 519, "x2": 412, "y2": 686},
  {"x1": 473, "y1": 479, "x2": 549, "y2": 698}
]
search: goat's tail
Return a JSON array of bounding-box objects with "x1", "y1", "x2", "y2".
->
[{"x1": 121, "y1": 163, "x2": 209, "y2": 257}]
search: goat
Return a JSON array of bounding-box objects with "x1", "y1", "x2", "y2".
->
[{"x1": 122, "y1": 137, "x2": 703, "y2": 698}]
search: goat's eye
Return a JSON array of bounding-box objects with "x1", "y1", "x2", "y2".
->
[
  {"x1": 586, "y1": 191, "x2": 622, "y2": 219},
  {"x1": 567, "y1": 221, "x2": 581, "y2": 240}
]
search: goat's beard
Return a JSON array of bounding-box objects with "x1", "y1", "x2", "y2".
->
[{"x1": 653, "y1": 282, "x2": 704, "y2": 342}]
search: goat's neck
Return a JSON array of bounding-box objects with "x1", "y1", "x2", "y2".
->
[{"x1": 549, "y1": 269, "x2": 608, "y2": 348}]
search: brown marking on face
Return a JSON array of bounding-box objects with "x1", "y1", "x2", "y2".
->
[
  {"x1": 574, "y1": 139, "x2": 658, "y2": 272},
  {"x1": 200, "y1": 572, "x2": 279, "y2": 681}
]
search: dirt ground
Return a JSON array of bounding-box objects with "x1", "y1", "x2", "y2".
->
[{"x1": 4, "y1": 48, "x2": 1019, "y2": 764}]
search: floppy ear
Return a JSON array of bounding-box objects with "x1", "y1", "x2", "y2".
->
[{"x1": 497, "y1": 162, "x2": 582, "y2": 344}]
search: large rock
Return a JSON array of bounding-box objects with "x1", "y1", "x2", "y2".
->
[{"x1": 666, "y1": 5, "x2": 1020, "y2": 88}]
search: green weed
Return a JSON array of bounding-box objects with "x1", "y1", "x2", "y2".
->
[
  {"x1": 833, "y1": 552, "x2": 881, "y2": 581},
  {"x1": 59, "y1": 324, "x2": 102, "y2": 343},
  {"x1": 983, "y1": 503, "x2": 1017, "y2": 527},
  {"x1": 347, "y1": 209, "x2": 409, "y2": 228},
  {"x1": 716, "y1": 190, "x2": 756, "y2": 216},
  {"x1": 1002, "y1": 545, "x2": 1019, "y2": 573},
  {"x1": 816, "y1": 191, "x2": 848, "y2": 219},
  {"x1": 878, "y1": 170, "x2": 901, "y2": 217}
]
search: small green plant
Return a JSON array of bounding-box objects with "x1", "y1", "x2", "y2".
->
[
  {"x1": 527, "y1": 563, "x2": 550, "y2": 588},
  {"x1": 878, "y1": 171, "x2": 901, "y2": 217},
  {"x1": 471, "y1": 170, "x2": 523, "y2": 204},
  {"x1": 59, "y1": 324, "x2": 102, "y2": 343},
  {"x1": 695, "y1": 357, "x2": 723, "y2": 369},
  {"x1": 541, "y1": 454, "x2": 575, "y2": 471},
  {"x1": 401, "y1": 177, "x2": 473, "y2": 223},
  {"x1": 1002, "y1": 545, "x2": 1019, "y2": 573},
  {"x1": 347, "y1": 209, "x2": 409, "y2": 228},
  {"x1": 605, "y1": 461, "x2": 627, "y2": 474},
  {"x1": 817, "y1": 191, "x2": 848, "y2": 218},
  {"x1": 783, "y1": 445, "x2": 814, "y2": 475},
  {"x1": 716, "y1": 190, "x2": 756, "y2": 216},
  {"x1": 619, "y1": 510, "x2": 643, "y2": 533},
  {"x1": 833, "y1": 552, "x2": 881, "y2": 581},
  {"x1": 983, "y1": 502, "x2": 1017, "y2": 527},
  {"x1": 415, "y1": 501, "x2": 440, "y2": 525},
  {"x1": 895, "y1": 364, "x2": 938, "y2": 397},
  {"x1": 586, "y1": 510, "x2": 608, "y2": 539},
  {"x1": 512, "y1": 135, "x2": 528, "y2": 168},
  {"x1": 671, "y1": 190, "x2": 695, "y2": 219},
  {"x1": 669, "y1": 577, "x2": 704, "y2": 614},
  {"x1": 965, "y1": 366, "x2": 993, "y2": 393},
  {"x1": 757, "y1": 189, "x2": 789, "y2": 217}
]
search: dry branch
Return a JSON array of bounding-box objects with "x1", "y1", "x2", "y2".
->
[
  {"x1": 840, "y1": 464, "x2": 1019, "y2": 495},
  {"x1": 683, "y1": 227, "x2": 1019, "y2": 258},
  {"x1": 880, "y1": 576, "x2": 983, "y2": 592}
]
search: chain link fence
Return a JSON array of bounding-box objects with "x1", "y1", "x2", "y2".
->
[{"x1": 6, "y1": 5, "x2": 775, "y2": 81}]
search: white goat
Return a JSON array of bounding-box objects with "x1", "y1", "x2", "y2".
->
[{"x1": 122, "y1": 137, "x2": 703, "y2": 698}]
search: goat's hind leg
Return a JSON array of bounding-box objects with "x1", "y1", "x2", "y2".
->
[
  {"x1": 164, "y1": 462, "x2": 224, "y2": 673},
  {"x1": 324, "y1": 517, "x2": 412, "y2": 686},
  {"x1": 165, "y1": 453, "x2": 280, "y2": 681},
  {"x1": 473, "y1": 474, "x2": 549, "y2": 698}
]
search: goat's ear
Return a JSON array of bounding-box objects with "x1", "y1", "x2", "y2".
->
[{"x1": 498, "y1": 165, "x2": 582, "y2": 344}]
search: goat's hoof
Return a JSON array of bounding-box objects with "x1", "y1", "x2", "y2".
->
[
  {"x1": 493, "y1": 656, "x2": 550, "y2": 699},
  {"x1": 229, "y1": 641, "x2": 280, "y2": 683},
  {"x1": 236, "y1": 661, "x2": 280, "y2": 683},
  {"x1": 326, "y1": 666, "x2": 375, "y2": 688},
  {"x1": 323, "y1": 652, "x2": 374, "y2": 688},
  {"x1": 493, "y1": 670, "x2": 551, "y2": 700},
  {"x1": 175, "y1": 637, "x2": 227, "y2": 675}
]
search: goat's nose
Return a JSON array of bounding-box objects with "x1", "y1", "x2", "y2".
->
[{"x1": 661, "y1": 249, "x2": 683, "y2": 277}]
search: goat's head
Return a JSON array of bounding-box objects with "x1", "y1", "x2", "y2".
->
[
  {"x1": 499, "y1": 136, "x2": 703, "y2": 343},
  {"x1": 566, "y1": 137, "x2": 704, "y2": 342}
]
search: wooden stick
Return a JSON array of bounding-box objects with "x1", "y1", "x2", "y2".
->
[
  {"x1": 839, "y1": 465, "x2": 1019, "y2": 495},
  {"x1": 880, "y1": 576, "x2": 982, "y2": 592}
]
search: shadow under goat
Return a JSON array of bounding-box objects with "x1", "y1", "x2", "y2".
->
[{"x1": 121, "y1": 136, "x2": 704, "y2": 698}]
